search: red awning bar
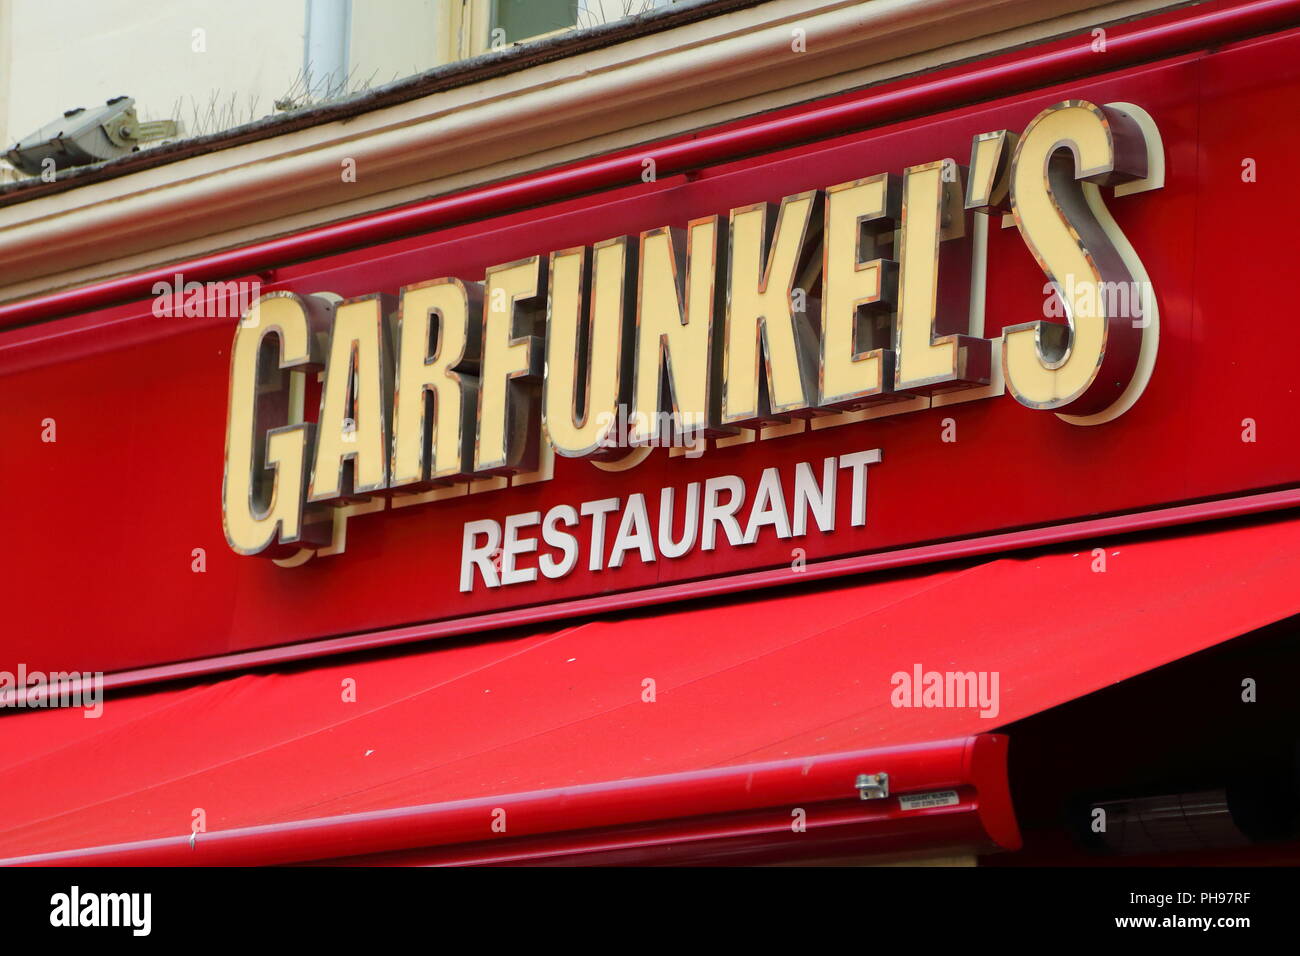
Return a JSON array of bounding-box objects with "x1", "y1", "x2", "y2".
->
[
  {"x1": 0, "y1": 735, "x2": 1017, "y2": 867},
  {"x1": 2, "y1": 0, "x2": 1298, "y2": 329}
]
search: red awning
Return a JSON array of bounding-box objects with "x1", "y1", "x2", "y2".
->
[{"x1": 2, "y1": 511, "x2": 1298, "y2": 866}]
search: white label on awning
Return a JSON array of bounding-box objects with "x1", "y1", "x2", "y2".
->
[{"x1": 898, "y1": 790, "x2": 960, "y2": 811}]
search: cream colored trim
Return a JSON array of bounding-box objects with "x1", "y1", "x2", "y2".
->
[
  {"x1": 455, "y1": 0, "x2": 493, "y2": 60},
  {"x1": 0, "y1": 0, "x2": 1184, "y2": 304}
]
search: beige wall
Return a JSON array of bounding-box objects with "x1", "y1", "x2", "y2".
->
[
  {"x1": 0, "y1": 0, "x2": 11, "y2": 160},
  {"x1": 2, "y1": 0, "x2": 303, "y2": 146},
  {"x1": 349, "y1": 0, "x2": 443, "y2": 85},
  {"x1": 0, "y1": 0, "x2": 691, "y2": 174}
]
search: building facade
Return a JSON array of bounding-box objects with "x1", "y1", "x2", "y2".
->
[{"x1": 2, "y1": 0, "x2": 1299, "y2": 867}]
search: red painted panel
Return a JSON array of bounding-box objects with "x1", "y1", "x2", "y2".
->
[{"x1": 3, "y1": 10, "x2": 1300, "y2": 677}]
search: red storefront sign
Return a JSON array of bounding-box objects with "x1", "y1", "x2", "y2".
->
[{"x1": 4, "y1": 2, "x2": 1300, "y2": 683}]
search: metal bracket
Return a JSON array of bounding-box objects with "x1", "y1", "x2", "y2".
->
[
  {"x1": 855, "y1": 772, "x2": 889, "y2": 800},
  {"x1": 104, "y1": 110, "x2": 180, "y2": 148}
]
